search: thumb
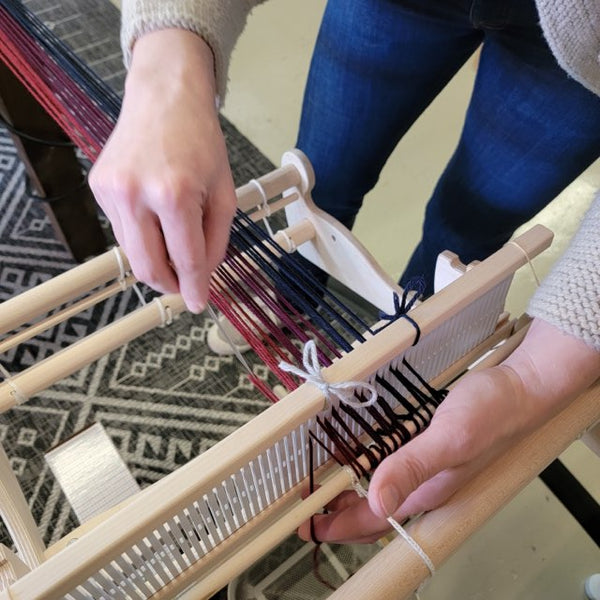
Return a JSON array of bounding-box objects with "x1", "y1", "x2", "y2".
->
[{"x1": 367, "y1": 417, "x2": 465, "y2": 519}]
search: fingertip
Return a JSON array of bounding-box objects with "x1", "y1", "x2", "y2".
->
[
  {"x1": 185, "y1": 299, "x2": 206, "y2": 314},
  {"x1": 180, "y1": 287, "x2": 206, "y2": 314},
  {"x1": 370, "y1": 484, "x2": 400, "y2": 519},
  {"x1": 296, "y1": 522, "x2": 311, "y2": 542},
  {"x1": 179, "y1": 276, "x2": 209, "y2": 314}
]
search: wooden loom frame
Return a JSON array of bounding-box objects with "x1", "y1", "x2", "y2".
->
[{"x1": 0, "y1": 151, "x2": 597, "y2": 600}]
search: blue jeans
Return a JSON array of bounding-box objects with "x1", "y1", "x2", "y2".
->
[{"x1": 296, "y1": 0, "x2": 600, "y2": 295}]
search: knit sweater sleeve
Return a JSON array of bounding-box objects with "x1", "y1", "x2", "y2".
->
[
  {"x1": 535, "y1": 0, "x2": 600, "y2": 97},
  {"x1": 527, "y1": 195, "x2": 600, "y2": 352},
  {"x1": 121, "y1": 0, "x2": 265, "y2": 102}
]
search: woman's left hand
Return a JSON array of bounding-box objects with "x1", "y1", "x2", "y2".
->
[{"x1": 298, "y1": 318, "x2": 600, "y2": 544}]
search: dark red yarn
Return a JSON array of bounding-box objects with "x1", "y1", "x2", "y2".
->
[{"x1": 0, "y1": 5, "x2": 114, "y2": 161}]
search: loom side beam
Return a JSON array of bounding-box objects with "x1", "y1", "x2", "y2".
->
[
  {"x1": 2, "y1": 226, "x2": 551, "y2": 599},
  {"x1": 0, "y1": 445, "x2": 45, "y2": 571}
]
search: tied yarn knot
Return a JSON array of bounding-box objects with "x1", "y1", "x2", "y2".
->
[
  {"x1": 380, "y1": 275, "x2": 426, "y2": 322},
  {"x1": 377, "y1": 275, "x2": 426, "y2": 344},
  {"x1": 279, "y1": 340, "x2": 379, "y2": 408}
]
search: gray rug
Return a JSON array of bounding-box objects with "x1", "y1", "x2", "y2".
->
[{"x1": 0, "y1": 0, "x2": 277, "y2": 550}]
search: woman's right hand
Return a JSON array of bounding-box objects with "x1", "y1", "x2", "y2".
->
[{"x1": 90, "y1": 29, "x2": 237, "y2": 313}]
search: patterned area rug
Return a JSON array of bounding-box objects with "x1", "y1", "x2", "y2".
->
[{"x1": 0, "y1": 0, "x2": 277, "y2": 551}]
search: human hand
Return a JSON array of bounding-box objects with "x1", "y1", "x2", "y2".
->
[
  {"x1": 89, "y1": 30, "x2": 237, "y2": 313},
  {"x1": 298, "y1": 318, "x2": 600, "y2": 544}
]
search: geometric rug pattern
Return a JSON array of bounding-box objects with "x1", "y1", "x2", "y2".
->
[{"x1": 0, "y1": 0, "x2": 276, "y2": 549}]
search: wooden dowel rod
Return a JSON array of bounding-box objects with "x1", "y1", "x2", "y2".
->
[
  {"x1": 248, "y1": 192, "x2": 299, "y2": 222},
  {"x1": 0, "y1": 445, "x2": 45, "y2": 570},
  {"x1": 329, "y1": 379, "x2": 600, "y2": 600},
  {"x1": 0, "y1": 293, "x2": 186, "y2": 412},
  {"x1": 0, "y1": 276, "x2": 135, "y2": 355},
  {"x1": 236, "y1": 164, "x2": 302, "y2": 212},
  {"x1": 0, "y1": 248, "x2": 128, "y2": 336}
]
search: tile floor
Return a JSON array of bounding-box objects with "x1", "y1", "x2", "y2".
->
[{"x1": 220, "y1": 3, "x2": 599, "y2": 599}]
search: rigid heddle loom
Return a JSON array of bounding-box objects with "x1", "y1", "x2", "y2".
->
[{"x1": 0, "y1": 2, "x2": 599, "y2": 599}]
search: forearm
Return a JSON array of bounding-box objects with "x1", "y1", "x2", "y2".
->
[
  {"x1": 121, "y1": 0, "x2": 264, "y2": 102},
  {"x1": 125, "y1": 29, "x2": 217, "y2": 115}
]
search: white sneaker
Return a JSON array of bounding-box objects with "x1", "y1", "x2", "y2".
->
[
  {"x1": 207, "y1": 312, "x2": 252, "y2": 355},
  {"x1": 585, "y1": 574, "x2": 600, "y2": 600},
  {"x1": 207, "y1": 298, "x2": 282, "y2": 356}
]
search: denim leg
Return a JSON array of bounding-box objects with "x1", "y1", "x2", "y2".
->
[
  {"x1": 296, "y1": 0, "x2": 482, "y2": 230},
  {"x1": 401, "y1": 5, "x2": 600, "y2": 293}
]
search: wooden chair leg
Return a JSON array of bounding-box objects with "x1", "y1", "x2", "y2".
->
[{"x1": 0, "y1": 62, "x2": 107, "y2": 262}]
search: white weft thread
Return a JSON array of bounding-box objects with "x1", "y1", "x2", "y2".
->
[
  {"x1": 343, "y1": 466, "x2": 435, "y2": 598},
  {"x1": 0, "y1": 362, "x2": 27, "y2": 404},
  {"x1": 276, "y1": 229, "x2": 297, "y2": 253},
  {"x1": 112, "y1": 246, "x2": 128, "y2": 292},
  {"x1": 206, "y1": 304, "x2": 256, "y2": 378},
  {"x1": 249, "y1": 178, "x2": 275, "y2": 238},
  {"x1": 506, "y1": 240, "x2": 541, "y2": 286},
  {"x1": 112, "y1": 245, "x2": 149, "y2": 308},
  {"x1": 153, "y1": 297, "x2": 173, "y2": 327},
  {"x1": 279, "y1": 340, "x2": 378, "y2": 408}
]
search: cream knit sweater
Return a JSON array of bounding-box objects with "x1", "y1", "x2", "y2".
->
[{"x1": 121, "y1": 0, "x2": 600, "y2": 352}]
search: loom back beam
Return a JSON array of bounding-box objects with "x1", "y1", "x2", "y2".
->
[{"x1": 0, "y1": 226, "x2": 552, "y2": 599}]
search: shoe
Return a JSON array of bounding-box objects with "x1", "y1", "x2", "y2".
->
[
  {"x1": 207, "y1": 312, "x2": 252, "y2": 355},
  {"x1": 207, "y1": 297, "x2": 281, "y2": 356},
  {"x1": 585, "y1": 574, "x2": 600, "y2": 600}
]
